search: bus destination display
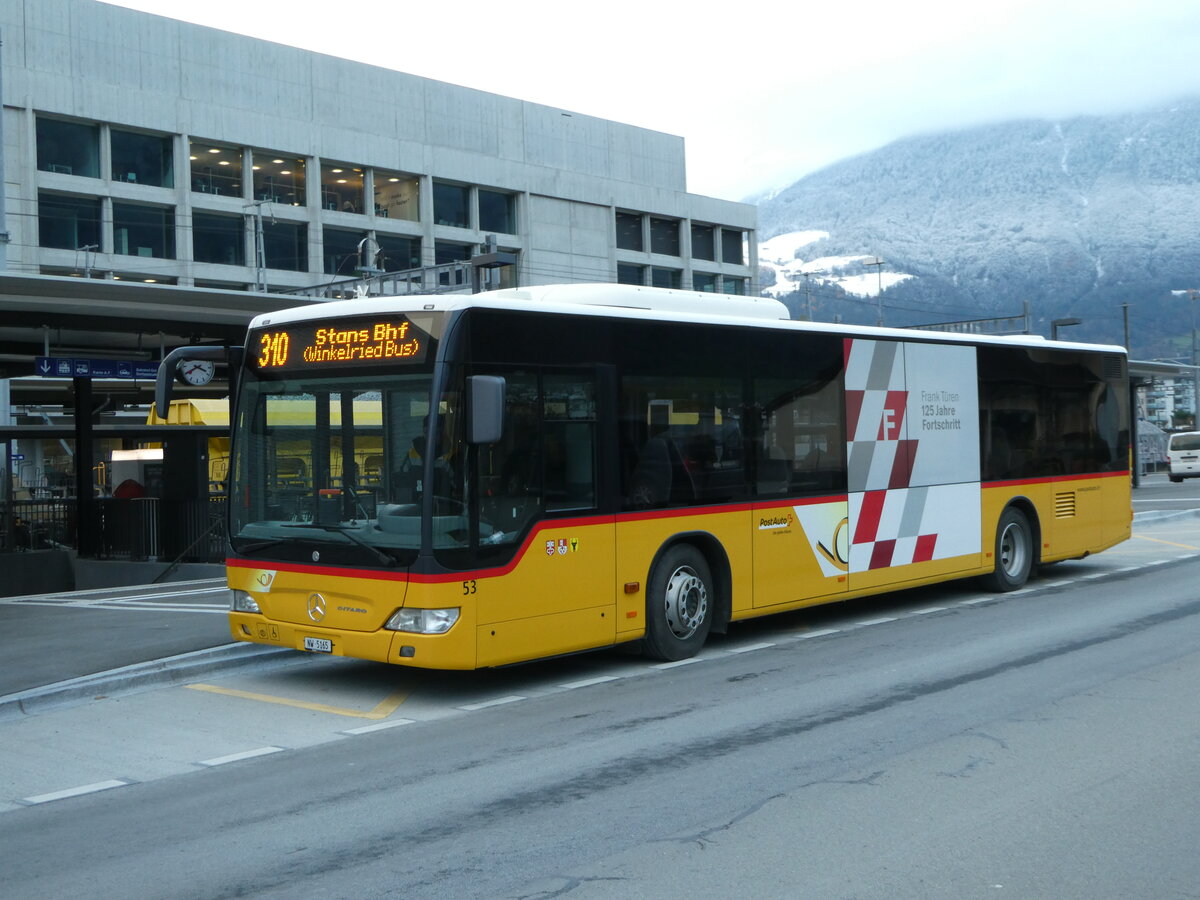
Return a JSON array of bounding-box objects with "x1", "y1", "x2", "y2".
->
[{"x1": 251, "y1": 316, "x2": 430, "y2": 372}]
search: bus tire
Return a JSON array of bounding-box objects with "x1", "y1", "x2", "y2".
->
[
  {"x1": 644, "y1": 544, "x2": 713, "y2": 661},
  {"x1": 981, "y1": 506, "x2": 1034, "y2": 592}
]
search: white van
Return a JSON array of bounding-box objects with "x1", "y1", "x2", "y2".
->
[{"x1": 1167, "y1": 431, "x2": 1200, "y2": 482}]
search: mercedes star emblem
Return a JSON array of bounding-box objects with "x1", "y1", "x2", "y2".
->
[{"x1": 307, "y1": 592, "x2": 327, "y2": 622}]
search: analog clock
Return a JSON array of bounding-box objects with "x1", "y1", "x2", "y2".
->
[{"x1": 178, "y1": 359, "x2": 216, "y2": 386}]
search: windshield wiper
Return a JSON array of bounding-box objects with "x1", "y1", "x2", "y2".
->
[
  {"x1": 233, "y1": 537, "x2": 291, "y2": 555},
  {"x1": 282, "y1": 523, "x2": 398, "y2": 567}
]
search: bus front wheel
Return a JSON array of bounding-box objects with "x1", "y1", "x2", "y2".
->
[
  {"x1": 644, "y1": 544, "x2": 713, "y2": 661},
  {"x1": 981, "y1": 507, "x2": 1034, "y2": 592}
]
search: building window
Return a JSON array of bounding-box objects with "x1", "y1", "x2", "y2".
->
[
  {"x1": 722, "y1": 276, "x2": 747, "y2": 295},
  {"x1": 323, "y1": 227, "x2": 367, "y2": 275},
  {"x1": 252, "y1": 150, "x2": 306, "y2": 206},
  {"x1": 650, "y1": 267, "x2": 681, "y2": 289},
  {"x1": 36, "y1": 118, "x2": 100, "y2": 178},
  {"x1": 113, "y1": 203, "x2": 175, "y2": 258},
  {"x1": 478, "y1": 189, "x2": 516, "y2": 234},
  {"x1": 263, "y1": 221, "x2": 307, "y2": 271},
  {"x1": 721, "y1": 228, "x2": 745, "y2": 265},
  {"x1": 38, "y1": 192, "x2": 101, "y2": 250},
  {"x1": 617, "y1": 263, "x2": 645, "y2": 285},
  {"x1": 320, "y1": 162, "x2": 364, "y2": 213},
  {"x1": 434, "y1": 182, "x2": 470, "y2": 227},
  {"x1": 374, "y1": 170, "x2": 419, "y2": 221},
  {"x1": 691, "y1": 224, "x2": 715, "y2": 261},
  {"x1": 194, "y1": 279, "x2": 250, "y2": 291},
  {"x1": 435, "y1": 240, "x2": 473, "y2": 287},
  {"x1": 114, "y1": 272, "x2": 176, "y2": 285},
  {"x1": 435, "y1": 241, "x2": 473, "y2": 264},
  {"x1": 650, "y1": 217, "x2": 680, "y2": 256},
  {"x1": 190, "y1": 141, "x2": 243, "y2": 196},
  {"x1": 111, "y1": 130, "x2": 173, "y2": 187},
  {"x1": 616, "y1": 212, "x2": 643, "y2": 251},
  {"x1": 192, "y1": 212, "x2": 245, "y2": 265},
  {"x1": 376, "y1": 234, "x2": 421, "y2": 272},
  {"x1": 693, "y1": 272, "x2": 718, "y2": 293}
]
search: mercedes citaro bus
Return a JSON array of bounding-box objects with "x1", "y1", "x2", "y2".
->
[{"x1": 157, "y1": 283, "x2": 1131, "y2": 669}]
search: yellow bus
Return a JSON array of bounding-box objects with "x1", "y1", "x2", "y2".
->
[{"x1": 159, "y1": 284, "x2": 1131, "y2": 668}]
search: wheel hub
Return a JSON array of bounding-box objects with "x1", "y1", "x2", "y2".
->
[{"x1": 664, "y1": 565, "x2": 708, "y2": 639}]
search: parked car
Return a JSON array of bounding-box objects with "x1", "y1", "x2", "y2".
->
[{"x1": 1166, "y1": 431, "x2": 1200, "y2": 482}]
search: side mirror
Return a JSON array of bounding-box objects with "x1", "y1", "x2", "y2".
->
[{"x1": 466, "y1": 375, "x2": 506, "y2": 444}]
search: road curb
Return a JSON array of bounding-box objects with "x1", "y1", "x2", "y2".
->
[
  {"x1": 0, "y1": 643, "x2": 297, "y2": 722},
  {"x1": 1132, "y1": 508, "x2": 1200, "y2": 523}
]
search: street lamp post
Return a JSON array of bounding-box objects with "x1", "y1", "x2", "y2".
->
[
  {"x1": 865, "y1": 257, "x2": 884, "y2": 325},
  {"x1": 800, "y1": 270, "x2": 823, "y2": 321},
  {"x1": 1190, "y1": 290, "x2": 1200, "y2": 429}
]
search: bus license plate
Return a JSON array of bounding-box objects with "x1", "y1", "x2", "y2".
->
[{"x1": 303, "y1": 637, "x2": 333, "y2": 653}]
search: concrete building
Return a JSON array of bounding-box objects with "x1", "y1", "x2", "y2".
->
[
  {"x1": 1, "y1": 0, "x2": 757, "y2": 295},
  {"x1": 0, "y1": 0, "x2": 758, "y2": 577}
]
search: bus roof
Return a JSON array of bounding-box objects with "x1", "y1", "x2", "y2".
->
[{"x1": 247, "y1": 284, "x2": 1126, "y2": 355}]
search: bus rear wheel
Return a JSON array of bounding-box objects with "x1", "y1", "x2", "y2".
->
[
  {"x1": 981, "y1": 507, "x2": 1034, "y2": 592},
  {"x1": 644, "y1": 544, "x2": 713, "y2": 661}
]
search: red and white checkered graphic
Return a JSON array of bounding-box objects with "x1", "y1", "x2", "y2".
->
[{"x1": 844, "y1": 339, "x2": 979, "y2": 571}]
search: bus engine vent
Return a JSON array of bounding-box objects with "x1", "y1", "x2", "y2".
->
[
  {"x1": 1054, "y1": 492, "x2": 1077, "y2": 518},
  {"x1": 1103, "y1": 355, "x2": 1126, "y2": 380}
]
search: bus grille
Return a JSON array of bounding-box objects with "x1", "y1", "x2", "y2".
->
[{"x1": 1054, "y1": 492, "x2": 1077, "y2": 518}]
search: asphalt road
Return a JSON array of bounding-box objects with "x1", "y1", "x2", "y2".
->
[
  {"x1": 1131, "y1": 469, "x2": 1200, "y2": 513},
  {"x1": 3, "y1": 545, "x2": 1199, "y2": 898}
]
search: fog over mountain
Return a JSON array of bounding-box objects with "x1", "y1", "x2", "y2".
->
[{"x1": 755, "y1": 98, "x2": 1200, "y2": 358}]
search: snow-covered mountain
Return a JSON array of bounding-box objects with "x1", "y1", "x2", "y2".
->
[{"x1": 755, "y1": 98, "x2": 1200, "y2": 355}]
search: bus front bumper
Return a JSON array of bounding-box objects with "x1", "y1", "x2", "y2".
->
[{"x1": 228, "y1": 612, "x2": 478, "y2": 669}]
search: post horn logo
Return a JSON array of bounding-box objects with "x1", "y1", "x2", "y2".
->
[{"x1": 307, "y1": 592, "x2": 327, "y2": 623}]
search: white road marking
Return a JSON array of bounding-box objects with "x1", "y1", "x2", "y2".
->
[
  {"x1": 910, "y1": 606, "x2": 949, "y2": 615},
  {"x1": 197, "y1": 746, "x2": 285, "y2": 767},
  {"x1": 458, "y1": 695, "x2": 525, "y2": 711},
  {"x1": 853, "y1": 616, "x2": 897, "y2": 627},
  {"x1": 558, "y1": 675, "x2": 621, "y2": 690},
  {"x1": 727, "y1": 642, "x2": 775, "y2": 653},
  {"x1": 652, "y1": 658, "x2": 701, "y2": 669},
  {"x1": 341, "y1": 719, "x2": 416, "y2": 735},
  {"x1": 20, "y1": 779, "x2": 132, "y2": 805},
  {"x1": 794, "y1": 628, "x2": 841, "y2": 640}
]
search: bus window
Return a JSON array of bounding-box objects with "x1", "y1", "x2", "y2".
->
[
  {"x1": 476, "y1": 370, "x2": 541, "y2": 543},
  {"x1": 620, "y1": 376, "x2": 745, "y2": 509},
  {"x1": 754, "y1": 370, "x2": 845, "y2": 497},
  {"x1": 543, "y1": 372, "x2": 596, "y2": 511}
]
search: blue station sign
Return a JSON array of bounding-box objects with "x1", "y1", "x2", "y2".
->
[{"x1": 35, "y1": 356, "x2": 161, "y2": 380}]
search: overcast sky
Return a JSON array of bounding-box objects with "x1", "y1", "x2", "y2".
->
[{"x1": 106, "y1": 0, "x2": 1200, "y2": 202}]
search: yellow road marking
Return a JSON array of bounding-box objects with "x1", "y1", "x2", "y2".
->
[
  {"x1": 1132, "y1": 534, "x2": 1200, "y2": 551},
  {"x1": 186, "y1": 683, "x2": 411, "y2": 719}
]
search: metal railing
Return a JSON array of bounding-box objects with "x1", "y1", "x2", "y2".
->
[
  {"x1": 0, "y1": 499, "x2": 74, "y2": 552},
  {"x1": 0, "y1": 497, "x2": 227, "y2": 562},
  {"x1": 286, "y1": 262, "x2": 474, "y2": 301}
]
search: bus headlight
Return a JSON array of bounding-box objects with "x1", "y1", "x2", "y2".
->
[
  {"x1": 384, "y1": 607, "x2": 460, "y2": 634},
  {"x1": 230, "y1": 590, "x2": 261, "y2": 613}
]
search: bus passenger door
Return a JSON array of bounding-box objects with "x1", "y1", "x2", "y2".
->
[
  {"x1": 473, "y1": 368, "x2": 617, "y2": 666},
  {"x1": 752, "y1": 372, "x2": 850, "y2": 608}
]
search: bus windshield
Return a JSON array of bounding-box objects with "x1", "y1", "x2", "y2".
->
[{"x1": 229, "y1": 372, "x2": 441, "y2": 567}]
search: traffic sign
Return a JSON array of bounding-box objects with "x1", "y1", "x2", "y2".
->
[{"x1": 35, "y1": 357, "x2": 160, "y2": 380}]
